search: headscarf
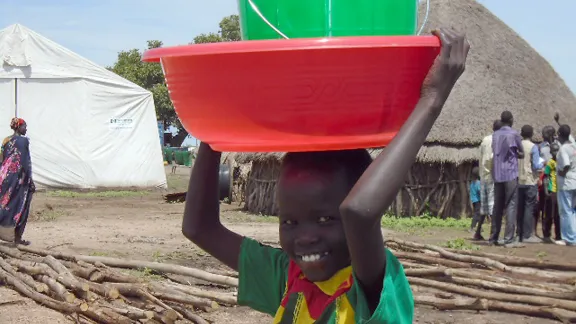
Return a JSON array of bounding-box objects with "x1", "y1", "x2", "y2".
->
[{"x1": 10, "y1": 117, "x2": 25, "y2": 131}]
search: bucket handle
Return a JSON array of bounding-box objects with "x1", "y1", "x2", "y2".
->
[
  {"x1": 247, "y1": 0, "x2": 430, "y2": 39},
  {"x1": 417, "y1": 0, "x2": 430, "y2": 36},
  {"x1": 247, "y1": 0, "x2": 289, "y2": 39}
]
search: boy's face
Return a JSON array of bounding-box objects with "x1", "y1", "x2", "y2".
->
[{"x1": 277, "y1": 165, "x2": 351, "y2": 282}]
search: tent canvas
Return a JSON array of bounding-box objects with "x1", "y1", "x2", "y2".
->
[{"x1": 0, "y1": 24, "x2": 167, "y2": 188}]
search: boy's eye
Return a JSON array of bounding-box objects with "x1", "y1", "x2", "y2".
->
[
  {"x1": 318, "y1": 216, "x2": 333, "y2": 223},
  {"x1": 283, "y1": 220, "x2": 295, "y2": 225}
]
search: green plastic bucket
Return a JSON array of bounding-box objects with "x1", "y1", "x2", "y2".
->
[{"x1": 238, "y1": 0, "x2": 420, "y2": 40}]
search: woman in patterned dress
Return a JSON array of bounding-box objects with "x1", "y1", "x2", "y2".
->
[{"x1": 0, "y1": 117, "x2": 35, "y2": 245}]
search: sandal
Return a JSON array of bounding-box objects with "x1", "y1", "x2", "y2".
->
[{"x1": 16, "y1": 239, "x2": 31, "y2": 246}]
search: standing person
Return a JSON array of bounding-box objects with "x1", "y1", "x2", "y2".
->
[
  {"x1": 536, "y1": 126, "x2": 557, "y2": 234},
  {"x1": 182, "y1": 29, "x2": 469, "y2": 322},
  {"x1": 489, "y1": 111, "x2": 524, "y2": 247},
  {"x1": 0, "y1": 118, "x2": 35, "y2": 245},
  {"x1": 171, "y1": 151, "x2": 177, "y2": 174},
  {"x1": 470, "y1": 167, "x2": 482, "y2": 237},
  {"x1": 555, "y1": 125, "x2": 576, "y2": 246},
  {"x1": 542, "y1": 142, "x2": 561, "y2": 243},
  {"x1": 476, "y1": 120, "x2": 502, "y2": 240},
  {"x1": 554, "y1": 113, "x2": 575, "y2": 143},
  {"x1": 516, "y1": 125, "x2": 543, "y2": 242}
]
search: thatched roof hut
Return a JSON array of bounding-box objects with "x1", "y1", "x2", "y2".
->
[{"x1": 234, "y1": 0, "x2": 576, "y2": 217}]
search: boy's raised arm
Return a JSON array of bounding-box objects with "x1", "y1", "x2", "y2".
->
[
  {"x1": 182, "y1": 143, "x2": 244, "y2": 270},
  {"x1": 339, "y1": 29, "x2": 470, "y2": 304}
]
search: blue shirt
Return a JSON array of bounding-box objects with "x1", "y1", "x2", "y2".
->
[
  {"x1": 530, "y1": 144, "x2": 544, "y2": 171},
  {"x1": 492, "y1": 126, "x2": 523, "y2": 182},
  {"x1": 470, "y1": 180, "x2": 481, "y2": 203}
]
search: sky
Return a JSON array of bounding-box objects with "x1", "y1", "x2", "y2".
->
[{"x1": 2, "y1": 0, "x2": 575, "y2": 145}]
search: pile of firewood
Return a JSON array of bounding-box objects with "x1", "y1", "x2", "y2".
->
[
  {"x1": 387, "y1": 239, "x2": 576, "y2": 324},
  {"x1": 2, "y1": 239, "x2": 576, "y2": 323},
  {"x1": 0, "y1": 244, "x2": 237, "y2": 324}
]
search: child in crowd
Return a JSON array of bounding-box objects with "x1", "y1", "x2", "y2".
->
[
  {"x1": 470, "y1": 167, "x2": 482, "y2": 237},
  {"x1": 543, "y1": 143, "x2": 561, "y2": 243},
  {"x1": 182, "y1": 29, "x2": 469, "y2": 323}
]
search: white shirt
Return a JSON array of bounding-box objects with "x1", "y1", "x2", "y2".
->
[
  {"x1": 479, "y1": 134, "x2": 493, "y2": 181},
  {"x1": 557, "y1": 142, "x2": 576, "y2": 191}
]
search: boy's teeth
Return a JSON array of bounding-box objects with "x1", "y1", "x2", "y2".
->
[{"x1": 301, "y1": 254, "x2": 322, "y2": 262}]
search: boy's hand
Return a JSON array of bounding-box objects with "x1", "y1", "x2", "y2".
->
[{"x1": 421, "y1": 28, "x2": 470, "y2": 113}]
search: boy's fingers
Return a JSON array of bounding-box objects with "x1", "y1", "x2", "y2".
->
[{"x1": 432, "y1": 29, "x2": 452, "y2": 61}]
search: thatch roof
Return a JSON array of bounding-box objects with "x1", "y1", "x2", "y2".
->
[
  {"x1": 233, "y1": 0, "x2": 576, "y2": 165},
  {"x1": 421, "y1": 0, "x2": 575, "y2": 144},
  {"x1": 234, "y1": 146, "x2": 479, "y2": 164}
]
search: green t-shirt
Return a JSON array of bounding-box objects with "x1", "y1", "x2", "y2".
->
[{"x1": 237, "y1": 237, "x2": 414, "y2": 323}]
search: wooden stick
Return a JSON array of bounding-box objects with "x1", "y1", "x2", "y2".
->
[
  {"x1": 409, "y1": 277, "x2": 576, "y2": 311},
  {"x1": 84, "y1": 261, "x2": 142, "y2": 283},
  {"x1": 0, "y1": 244, "x2": 24, "y2": 259},
  {"x1": 414, "y1": 295, "x2": 488, "y2": 311},
  {"x1": 414, "y1": 295, "x2": 576, "y2": 323},
  {"x1": 0, "y1": 257, "x2": 47, "y2": 293},
  {"x1": 43, "y1": 255, "x2": 91, "y2": 299},
  {"x1": 82, "y1": 306, "x2": 133, "y2": 324},
  {"x1": 0, "y1": 300, "x2": 26, "y2": 306},
  {"x1": 170, "y1": 304, "x2": 210, "y2": 324},
  {"x1": 150, "y1": 287, "x2": 219, "y2": 311},
  {"x1": 18, "y1": 245, "x2": 75, "y2": 261},
  {"x1": 35, "y1": 275, "x2": 76, "y2": 303},
  {"x1": 0, "y1": 267, "x2": 79, "y2": 313},
  {"x1": 19, "y1": 245, "x2": 238, "y2": 287},
  {"x1": 77, "y1": 255, "x2": 238, "y2": 287},
  {"x1": 107, "y1": 283, "x2": 183, "y2": 320},
  {"x1": 390, "y1": 239, "x2": 576, "y2": 283},
  {"x1": 444, "y1": 268, "x2": 576, "y2": 293},
  {"x1": 446, "y1": 247, "x2": 576, "y2": 272},
  {"x1": 61, "y1": 260, "x2": 105, "y2": 282},
  {"x1": 97, "y1": 301, "x2": 154, "y2": 321},
  {"x1": 159, "y1": 282, "x2": 237, "y2": 305},
  {"x1": 393, "y1": 250, "x2": 473, "y2": 269},
  {"x1": 77, "y1": 277, "x2": 120, "y2": 299},
  {"x1": 440, "y1": 275, "x2": 576, "y2": 300}
]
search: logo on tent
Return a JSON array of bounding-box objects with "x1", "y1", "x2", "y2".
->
[{"x1": 109, "y1": 118, "x2": 134, "y2": 130}]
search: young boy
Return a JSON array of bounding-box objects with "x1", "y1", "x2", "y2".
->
[
  {"x1": 470, "y1": 167, "x2": 483, "y2": 239},
  {"x1": 543, "y1": 143, "x2": 561, "y2": 243},
  {"x1": 182, "y1": 29, "x2": 469, "y2": 323}
]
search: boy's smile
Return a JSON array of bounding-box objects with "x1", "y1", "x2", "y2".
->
[{"x1": 277, "y1": 165, "x2": 351, "y2": 282}]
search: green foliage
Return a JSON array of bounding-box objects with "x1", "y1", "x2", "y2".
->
[
  {"x1": 48, "y1": 190, "x2": 148, "y2": 198},
  {"x1": 193, "y1": 14, "x2": 241, "y2": 44},
  {"x1": 444, "y1": 238, "x2": 480, "y2": 251},
  {"x1": 220, "y1": 15, "x2": 241, "y2": 41},
  {"x1": 108, "y1": 15, "x2": 241, "y2": 146},
  {"x1": 380, "y1": 213, "x2": 471, "y2": 231},
  {"x1": 193, "y1": 32, "x2": 224, "y2": 44}
]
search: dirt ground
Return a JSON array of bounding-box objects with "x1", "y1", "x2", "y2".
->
[{"x1": 0, "y1": 166, "x2": 569, "y2": 323}]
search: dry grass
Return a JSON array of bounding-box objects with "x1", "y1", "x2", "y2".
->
[{"x1": 30, "y1": 203, "x2": 69, "y2": 222}]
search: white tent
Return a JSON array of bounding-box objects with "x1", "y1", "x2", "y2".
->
[{"x1": 0, "y1": 24, "x2": 167, "y2": 189}]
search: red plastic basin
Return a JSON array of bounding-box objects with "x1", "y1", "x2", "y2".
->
[{"x1": 143, "y1": 36, "x2": 440, "y2": 152}]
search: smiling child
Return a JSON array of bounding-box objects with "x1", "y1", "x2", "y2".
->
[{"x1": 182, "y1": 28, "x2": 470, "y2": 323}]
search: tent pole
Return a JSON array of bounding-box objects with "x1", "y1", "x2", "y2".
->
[{"x1": 14, "y1": 78, "x2": 18, "y2": 116}]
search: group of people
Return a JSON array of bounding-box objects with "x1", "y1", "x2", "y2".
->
[{"x1": 470, "y1": 111, "x2": 576, "y2": 247}]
